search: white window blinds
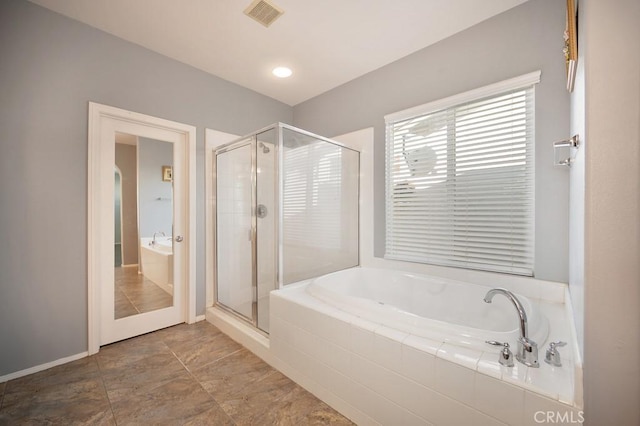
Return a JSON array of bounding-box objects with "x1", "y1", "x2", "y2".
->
[{"x1": 385, "y1": 73, "x2": 538, "y2": 276}]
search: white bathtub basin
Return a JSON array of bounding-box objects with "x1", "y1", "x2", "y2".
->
[
  {"x1": 306, "y1": 267, "x2": 549, "y2": 351},
  {"x1": 140, "y1": 237, "x2": 173, "y2": 295}
]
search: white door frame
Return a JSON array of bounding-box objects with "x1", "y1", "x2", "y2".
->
[{"x1": 88, "y1": 102, "x2": 197, "y2": 355}]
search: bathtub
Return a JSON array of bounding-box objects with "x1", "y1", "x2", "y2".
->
[
  {"x1": 260, "y1": 266, "x2": 581, "y2": 425},
  {"x1": 306, "y1": 267, "x2": 549, "y2": 352},
  {"x1": 140, "y1": 237, "x2": 173, "y2": 294}
]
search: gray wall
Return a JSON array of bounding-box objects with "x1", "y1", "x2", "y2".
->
[
  {"x1": 138, "y1": 138, "x2": 173, "y2": 239},
  {"x1": 579, "y1": 0, "x2": 640, "y2": 424},
  {"x1": 0, "y1": 0, "x2": 292, "y2": 376},
  {"x1": 293, "y1": 0, "x2": 570, "y2": 283}
]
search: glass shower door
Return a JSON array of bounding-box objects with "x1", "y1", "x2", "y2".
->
[
  {"x1": 215, "y1": 139, "x2": 255, "y2": 321},
  {"x1": 214, "y1": 131, "x2": 277, "y2": 332}
]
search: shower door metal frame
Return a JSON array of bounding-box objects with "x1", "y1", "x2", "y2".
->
[{"x1": 212, "y1": 137, "x2": 259, "y2": 329}]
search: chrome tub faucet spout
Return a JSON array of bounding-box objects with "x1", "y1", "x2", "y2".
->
[
  {"x1": 484, "y1": 288, "x2": 539, "y2": 368},
  {"x1": 151, "y1": 231, "x2": 166, "y2": 246}
]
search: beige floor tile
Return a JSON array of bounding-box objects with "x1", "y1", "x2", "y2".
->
[
  {"x1": 181, "y1": 404, "x2": 236, "y2": 425},
  {"x1": 115, "y1": 299, "x2": 139, "y2": 318},
  {"x1": 193, "y1": 348, "x2": 275, "y2": 399},
  {"x1": 101, "y1": 353, "x2": 188, "y2": 403},
  {"x1": 110, "y1": 375, "x2": 221, "y2": 425},
  {"x1": 156, "y1": 321, "x2": 224, "y2": 346},
  {"x1": 0, "y1": 380, "x2": 6, "y2": 408},
  {"x1": 114, "y1": 266, "x2": 172, "y2": 318},
  {"x1": 97, "y1": 334, "x2": 169, "y2": 371},
  {"x1": 0, "y1": 357, "x2": 114, "y2": 425},
  {"x1": 168, "y1": 332, "x2": 243, "y2": 371},
  {"x1": 0, "y1": 322, "x2": 353, "y2": 425},
  {"x1": 262, "y1": 385, "x2": 355, "y2": 426},
  {"x1": 4, "y1": 356, "x2": 101, "y2": 392},
  {"x1": 218, "y1": 370, "x2": 299, "y2": 424}
]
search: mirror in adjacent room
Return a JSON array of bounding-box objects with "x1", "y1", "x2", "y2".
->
[{"x1": 114, "y1": 132, "x2": 174, "y2": 319}]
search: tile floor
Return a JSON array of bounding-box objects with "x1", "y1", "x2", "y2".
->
[
  {"x1": 0, "y1": 321, "x2": 353, "y2": 425},
  {"x1": 115, "y1": 266, "x2": 173, "y2": 319}
]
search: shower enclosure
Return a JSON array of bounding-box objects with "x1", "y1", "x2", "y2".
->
[{"x1": 213, "y1": 123, "x2": 359, "y2": 333}]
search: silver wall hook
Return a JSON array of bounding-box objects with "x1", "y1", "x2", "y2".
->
[{"x1": 553, "y1": 134, "x2": 580, "y2": 167}]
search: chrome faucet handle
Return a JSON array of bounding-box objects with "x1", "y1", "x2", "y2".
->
[
  {"x1": 486, "y1": 341, "x2": 514, "y2": 367},
  {"x1": 544, "y1": 341, "x2": 567, "y2": 367}
]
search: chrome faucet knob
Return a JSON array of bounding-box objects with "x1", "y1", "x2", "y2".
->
[
  {"x1": 486, "y1": 340, "x2": 514, "y2": 367},
  {"x1": 544, "y1": 341, "x2": 567, "y2": 367}
]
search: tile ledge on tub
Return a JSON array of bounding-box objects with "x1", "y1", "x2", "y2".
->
[
  {"x1": 430, "y1": 337, "x2": 577, "y2": 408},
  {"x1": 436, "y1": 343, "x2": 481, "y2": 370}
]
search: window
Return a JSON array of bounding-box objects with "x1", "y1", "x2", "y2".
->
[{"x1": 385, "y1": 72, "x2": 539, "y2": 276}]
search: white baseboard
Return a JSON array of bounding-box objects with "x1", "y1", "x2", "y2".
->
[
  {"x1": 195, "y1": 314, "x2": 206, "y2": 322},
  {"x1": 0, "y1": 351, "x2": 89, "y2": 384}
]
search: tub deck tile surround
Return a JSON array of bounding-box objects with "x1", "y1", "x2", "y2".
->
[
  {"x1": 434, "y1": 355, "x2": 476, "y2": 406},
  {"x1": 478, "y1": 352, "x2": 511, "y2": 381},
  {"x1": 436, "y1": 343, "x2": 482, "y2": 370},
  {"x1": 269, "y1": 281, "x2": 583, "y2": 425},
  {"x1": 401, "y1": 339, "x2": 437, "y2": 390},
  {"x1": 473, "y1": 372, "x2": 525, "y2": 425},
  {"x1": 0, "y1": 321, "x2": 352, "y2": 425},
  {"x1": 372, "y1": 326, "x2": 409, "y2": 372}
]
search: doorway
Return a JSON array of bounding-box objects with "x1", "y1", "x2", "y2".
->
[{"x1": 88, "y1": 102, "x2": 196, "y2": 354}]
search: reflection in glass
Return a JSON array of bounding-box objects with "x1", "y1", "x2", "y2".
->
[
  {"x1": 114, "y1": 133, "x2": 174, "y2": 319},
  {"x1": 282, "y1": 127, "x2": 359, "y2": 284}
]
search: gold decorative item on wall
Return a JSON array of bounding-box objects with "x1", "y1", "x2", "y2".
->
[
  {"x1": 564, "y1": 0, "x2": 578, "y2": 92},
  {"x1": 162, "y1": 165, "x2": 172, "y2": 182}
]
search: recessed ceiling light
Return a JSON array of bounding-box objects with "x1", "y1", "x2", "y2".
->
[{"x1": 272, "y1": 66, "x2": 292, "y2": 78}]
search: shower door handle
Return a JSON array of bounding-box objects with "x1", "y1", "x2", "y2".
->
[{"x1": 257, "y1": 204, "x2": 268, "y2": 218}]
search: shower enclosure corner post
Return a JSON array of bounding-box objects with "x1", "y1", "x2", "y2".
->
[
  {"x1": 276, "y1": 123, "x2": 285, "y2": 290},
  {"x1": 250, "y1": 135, "x2": 258, "y2": 328},
  {"x1": 211, "y1": 153, "x2": 218, "y2": 308}
]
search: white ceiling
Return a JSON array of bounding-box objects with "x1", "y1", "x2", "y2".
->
[{"x1": 29, "y1": 0, "x2": 528, "y2": 106}]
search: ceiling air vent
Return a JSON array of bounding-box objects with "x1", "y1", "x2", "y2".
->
[{"x1": 243, "y1": 0, "x2": 284, "y2": 28}]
